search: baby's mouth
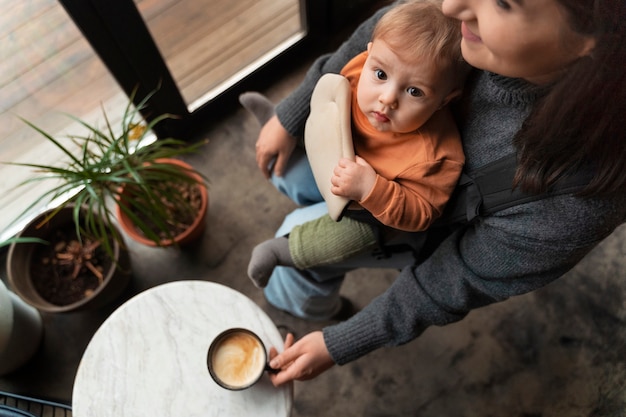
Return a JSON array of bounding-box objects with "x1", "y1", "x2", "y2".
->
[{"x1": 372, "y1": 111, "x2": 390, "y2": 123}]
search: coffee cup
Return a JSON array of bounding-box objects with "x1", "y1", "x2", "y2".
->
[{"x1": 207, "y1": 328, "x2": 275, "y2": 390}]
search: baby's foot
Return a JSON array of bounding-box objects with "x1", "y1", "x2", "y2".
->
[
  {"x1": 247, "y1": 236, "x2": 292, "y2": 288},
  {"x1": 239, "y1": 92, "x2": 275, "y2": 126}
]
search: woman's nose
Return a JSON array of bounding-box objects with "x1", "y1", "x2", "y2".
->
[{"x1": 442, "y1": 0, "x2": 474, "y2": 21}]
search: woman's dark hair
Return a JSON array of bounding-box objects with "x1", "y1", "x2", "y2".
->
[{"x1": 513, "y1": 0, "x2": 626, "y2": 196}]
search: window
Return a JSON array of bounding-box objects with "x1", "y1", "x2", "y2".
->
[
  {"x1": 0, "y1": 0, "x2": 129, "y2": 240},
  {"x1": 0, "y1": 0, "x2": 381, "y2": 242}
]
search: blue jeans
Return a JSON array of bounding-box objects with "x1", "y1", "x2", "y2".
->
[{"x1": 263, "y1": 148, "x2": 417, "y2": 320}]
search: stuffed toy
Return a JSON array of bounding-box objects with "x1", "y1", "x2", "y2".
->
[
  {"x1": 303, "y1": 73, "x2": 354, "y2": 221},
  {"x1": 240, "y1": 74, "x2": 355, "y2": 221}
]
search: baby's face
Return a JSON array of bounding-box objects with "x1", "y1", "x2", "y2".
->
[{"x1": 357, "y1": 39, "x2": 457, "y2": 133}]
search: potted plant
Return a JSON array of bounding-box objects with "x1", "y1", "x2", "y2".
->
[
  {"x1": 5, "y1": 204, "x2": 132, "y2": 312},
  {"x1": 115, "y1": 157, "x2": 208, "y2": 247},
  {"x1": 1, "y1": 91, "x2": 209, "y2": 312}
]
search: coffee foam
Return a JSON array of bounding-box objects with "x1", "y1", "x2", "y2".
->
[{"x1": 211, "y1": 331, "x2": 265, "y2": 388}]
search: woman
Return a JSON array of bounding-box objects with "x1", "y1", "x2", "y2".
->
[{"x1": 251, "y1": 0, "x2": 626, "y2": 385}]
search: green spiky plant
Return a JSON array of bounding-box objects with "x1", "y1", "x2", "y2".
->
[{"x1": 1, "y1": 90, "x2": 208, "y2": 265}]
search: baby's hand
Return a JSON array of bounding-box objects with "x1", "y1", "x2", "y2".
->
[{"x1": 331, "y1": 156, "x2": 376, "y2": 201}]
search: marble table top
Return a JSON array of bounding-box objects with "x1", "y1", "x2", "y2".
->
[{"x1": 72, "y1": 280, "x2": 293, "y2": 417}]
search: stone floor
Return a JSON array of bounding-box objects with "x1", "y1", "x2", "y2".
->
[{"x1": 1, "y1": 55, "x2": 625, "y2": 417}]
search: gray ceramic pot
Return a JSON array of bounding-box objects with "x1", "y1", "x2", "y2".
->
[
  {"x1": 6, "y1": 205, "x2": 132, "y2": 313},
  {"x1": 0, "y1": 279, "x2": 43, "y2": 375}
]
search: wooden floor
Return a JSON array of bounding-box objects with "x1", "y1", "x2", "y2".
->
[
  {"x1": 138, "y1": 0, "x2": 302, "y2": 106},
  {"x1": 0, "y1": 0, "x2": 301, "y2": 239}
]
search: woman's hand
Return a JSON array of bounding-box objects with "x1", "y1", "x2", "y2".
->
[
  {"x1": 255, "y1": 115, "x2": 297, "y2": 179},
  {"x1": 267, "y1": 331, "x2": 335, "y2": 386},
  {"x1": 331, "y1": 156, "x2": 377, "y2": 201}
]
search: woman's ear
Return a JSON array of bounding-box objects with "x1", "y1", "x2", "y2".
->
[{"x1": 578, "y1": 36, "x2": 596, "y2": 58}]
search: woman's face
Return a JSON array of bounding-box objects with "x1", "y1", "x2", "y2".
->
[{"x1": 442, "y1": 0, "x2": 595, "y2": 84}]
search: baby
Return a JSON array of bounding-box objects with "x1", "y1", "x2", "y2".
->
[{"x1": 243, "y1": 0, "x2": 468, "y2": 288}]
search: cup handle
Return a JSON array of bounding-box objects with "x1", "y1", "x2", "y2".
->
[{"x1": 265, "y1": 363, "x2": 279, "y2": 374}]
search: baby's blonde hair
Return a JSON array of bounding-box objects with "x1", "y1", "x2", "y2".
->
[{"x1": 372, "y1": 0, "x2": 467, "y2": 85}]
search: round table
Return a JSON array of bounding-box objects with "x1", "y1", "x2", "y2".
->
[{"x1": 72, "y1": 281, "x2": 293, "y2": 417}]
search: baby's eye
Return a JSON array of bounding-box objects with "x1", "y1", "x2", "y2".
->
[
  {"x1": 375, "y1": 69, "x2": 387, "y2": 80},
  {"x1": 407, "y1": 87, "x2": 424, "y2": 97}
]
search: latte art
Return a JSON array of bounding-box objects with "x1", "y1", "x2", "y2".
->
[{"x1": 210, "y1": 330, "x2": 266, "y2": 388}]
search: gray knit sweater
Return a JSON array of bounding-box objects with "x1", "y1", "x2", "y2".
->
[{"x1": 275, "y1": 6, "x2": 626, "y2": 365}]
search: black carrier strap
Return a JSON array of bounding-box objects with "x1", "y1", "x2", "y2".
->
[
  {"x1": 370, "y1": 152, "x2": 594, "y2": 261},
  {"x1": 438, "y1": 152, "x2": 594, "y2": 225}
]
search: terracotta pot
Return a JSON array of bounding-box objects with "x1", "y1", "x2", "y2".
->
[
  {"x1": 0, "y1": 279, "x2": 43, "y2": 375},
  {"x1": 115, "y1": 158, "x2": 209, "y2": 247},
  {"x1": 6, "y1": 206, "x2": 132, "y2": 313}
]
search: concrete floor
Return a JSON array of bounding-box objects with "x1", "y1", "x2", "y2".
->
[{"x1": 1, "y1": 58, "x2": 626, "y2": 417}]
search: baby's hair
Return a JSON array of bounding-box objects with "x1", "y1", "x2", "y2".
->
[{"x1": 371, "y1": 0, "x2": 466, "y2": 83}]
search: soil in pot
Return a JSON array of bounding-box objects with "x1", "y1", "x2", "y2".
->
[
  {"x1": 29, "y1": 227, "x2": 113, "y2": 307},
  {"x1": 132, "y1": 180, "x2": 203, "y2": 241},
  {"x1": 120, "y1": 177, "x2": 206, "y2": 246}
]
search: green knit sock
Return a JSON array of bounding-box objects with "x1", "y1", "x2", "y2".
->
[
  {"x1": 247, "y1": 236, "x2": 293, "y2": 288},
  {"x1": 239, "y1": 92, "x2": 275, "y2": 126},
  {"x1": 290, "y1": 215, "x2": 377, "y2": 269}
]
